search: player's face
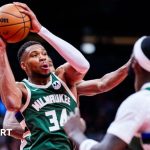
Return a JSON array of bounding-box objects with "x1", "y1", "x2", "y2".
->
[{"x1": 21, "y1": 44, "x2": 55, "y2": 78}]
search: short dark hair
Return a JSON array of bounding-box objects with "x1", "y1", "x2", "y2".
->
[
  {"x1": 141, "y1": 37, "x2": 150, "y2": 60},
  {"x1": 17, "y1": 41, "x2": 42, "y2": 63}
]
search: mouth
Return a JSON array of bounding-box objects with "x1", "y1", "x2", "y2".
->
[{"x1": 41, "y1": 63, "x2": 50, "y2": 70}]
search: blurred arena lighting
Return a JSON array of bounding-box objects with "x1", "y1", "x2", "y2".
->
[
  {"x1": 81, "y1": 35, "x2": 138, "y2": 45},
  {"x1": 80, "y1": 42, "x2": 96, "y2": 54}
]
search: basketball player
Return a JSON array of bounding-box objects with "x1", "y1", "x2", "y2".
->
[
  {"x1": 64, "y1": 36, "x2": 150, "y2": 150},
  {"x1": 0, "y1": 2, "x2": 90, "y2": 150},
  {"x1": 3, "y1": 57, "x2": 131, "y2": 140}
]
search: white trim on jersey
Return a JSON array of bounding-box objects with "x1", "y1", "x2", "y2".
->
[
  {"x1": 23, "y1": 130, "x2": 31, "y2": 139},
  {"x1": 23, "y1": 75, "x2": 52, "y2": 89},
  {"x1": 52, "y1": 72, "x2": 77, "y2": 103},
  {"x1": 20, "y1": 74, "x2": 52, "y2": 112}
]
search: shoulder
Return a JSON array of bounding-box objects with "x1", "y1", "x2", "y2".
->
[
  {"x1": 124, "y1": 90, "x2": 150, "y2": 106},
  {"x1": 56, "y1": 63, "x2": 85, "y2": 86},
  {"x1": 54, "y1": 66, "x2": 66, "y2": 83},
  {"x1": 117, "y1": 90, "x2": 150, "y2": 117},
  {"x1": 16, "y1": 82, "x2": 26, "y2": 91},
  {"x1": 55, "y1": 66, "x2": 65, "y2": 77},
  {"x1": 16, "y1": 82, "x2": 28, "y2": 99}
]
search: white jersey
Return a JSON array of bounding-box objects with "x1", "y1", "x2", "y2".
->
[{"x1": 107, "y1": 82, "x2": 150, "y2": 149}]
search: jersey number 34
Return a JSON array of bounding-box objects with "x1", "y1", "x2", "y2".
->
[{"x1": 45, "y1": 108, "x2": 68, "y2": 132}]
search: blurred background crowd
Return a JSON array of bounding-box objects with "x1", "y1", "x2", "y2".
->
[{"x1": 0, "y1": 0, "x2": 149, "y2": 149}]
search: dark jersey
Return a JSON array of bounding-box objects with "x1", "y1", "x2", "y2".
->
[{"x1": 20, "y1": 73, "x2": 77, "y2": 150}]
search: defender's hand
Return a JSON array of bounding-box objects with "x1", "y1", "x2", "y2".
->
[{"x1": 64, "y1": 107, "x2": 86, "y2": 138}]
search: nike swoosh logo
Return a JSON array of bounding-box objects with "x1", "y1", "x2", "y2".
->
[{"x1": 32, "y1": 89, "x2": 38, "y2": 91}]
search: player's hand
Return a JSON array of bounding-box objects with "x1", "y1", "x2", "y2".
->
[
  {"x1": 13, "y1": 2, "x2": 42, "y2": 33},
  {"x1": 64, "y1": 107, "x2": 86, "y2": 139}
]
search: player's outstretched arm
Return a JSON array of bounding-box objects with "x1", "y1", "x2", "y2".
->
[
  {"x1": 77, "y1": 59, "x2": 131, "y2": 96},
  {"x1": 0, "y1": 38, "x2": 22, "y2": 111},
  {"x1": 64, "y1": 108, "x2": 127, "y2": 150}
]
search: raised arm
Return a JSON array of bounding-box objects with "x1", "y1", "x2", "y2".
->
[
  {"x1": 37, "y1": 27, "x2": 90, "y2": 83},
  {"x1": 77, "y1": 59, "x2": 131, "y2": 96},
  {"x1": 0, "y1": 38, "x2": 22, "y2": 111},
  {"x1": 14, "y1": 2, "x2": 90, "y2": 84}
]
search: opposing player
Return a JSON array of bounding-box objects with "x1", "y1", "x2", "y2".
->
[
  {"x1": 64, "y1": 36, "x2": 150, "y2": 150},
  {"x1": 0, "y1": 2, "x2": 90, "y2": 150}
]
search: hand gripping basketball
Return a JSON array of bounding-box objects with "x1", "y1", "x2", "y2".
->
[{"x1": 0, "y1": 3, "x2": 31, "y2": 43}]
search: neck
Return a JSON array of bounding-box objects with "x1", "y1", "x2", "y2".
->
[
  {"x1": 136, "y1": 72, "x2": 150, "y2": 91},
  {"x1": 27, "y1": 71, "x2": 51, "y2": 85},
  {"x1": 28, "y1": 76, "x2": 51, "y2": 85}
]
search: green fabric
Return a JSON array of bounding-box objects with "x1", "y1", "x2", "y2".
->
[
  {"x1": 128, "y1": 137, "x2": 143, "y2": 150},
  {"x1": 22, "y1": 73, "x2": 77, "y2": 150}
]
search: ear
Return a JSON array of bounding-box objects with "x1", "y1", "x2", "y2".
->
[
  {"x1": 20, "y1": 61, "x2": 26, "y2": 71},
  {"x1": 133, "y1": 59, "x2": 142, "y2": 73}
]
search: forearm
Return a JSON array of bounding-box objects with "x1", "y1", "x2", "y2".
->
[
  {"x1": 79, "y1": 135, "x2": 126, "y2": 150},
  {"x1": 79, "y1": 139, "x2": 99, "y2": 150},
  {"x1": 0, "y1": 52, "x2": 22, "y2": 110},
  {"x1": 69, "y1": 130, "x2": 99, "y2": 150},
  {"x1": 67, "y1": 129, "x2": 126, "y2": 150},
  {"x1": 3, "y1": 111, "x2": 24, "y2": 139},
  {"x1": 69, "y1": 131, "x2": 88, "y2": 148},
  {"x1": 38, "y1": 26, "x2": 90, "y2": 73},
  {"x1": 99, "y1": 65, "x2": 128, "y2": 92}
]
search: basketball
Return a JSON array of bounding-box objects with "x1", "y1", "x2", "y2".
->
[{"x1": 0, "y1": 3, "x2": 31, "y2": 43}]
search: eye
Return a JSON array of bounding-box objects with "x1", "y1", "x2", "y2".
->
[
  {"x1": 43, "y1": 51, "x2": 48, "y2": 55},
  {"x1": 31, "y1": 53, "x2": 38, "y2": 57}
]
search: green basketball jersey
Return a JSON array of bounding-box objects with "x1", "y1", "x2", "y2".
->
[{"x1": 20, "y1": 73, "x2": 77, "y2": 150}]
